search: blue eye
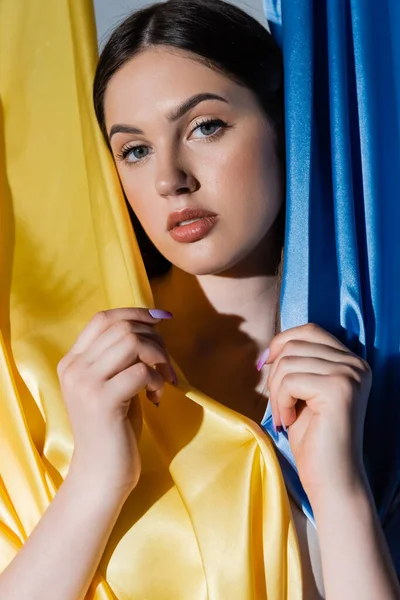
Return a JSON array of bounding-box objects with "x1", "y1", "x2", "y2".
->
[
  {"x1": 117, "y1": 118, "x2": 228, "y2": 166},
  {"x1": 121, "y1": 145, "x2": 149, "y2": 164},
  {"x1": 193, "y1": 118, "x2": 224, "y2": 138}
]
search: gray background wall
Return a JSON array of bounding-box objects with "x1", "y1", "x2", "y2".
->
[{"x1": 93, "y1": 0, "x2": 267, "y2": 49}]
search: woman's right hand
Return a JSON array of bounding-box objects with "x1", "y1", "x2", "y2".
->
[{"x1": 57, "y1": 307, "x2": 176, "y2": 498}]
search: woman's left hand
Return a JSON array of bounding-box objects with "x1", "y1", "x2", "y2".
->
[{"x1": 261, "y1": 323, "x2": 372, "y2": 505}]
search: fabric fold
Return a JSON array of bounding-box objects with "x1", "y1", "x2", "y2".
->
[{"x1": 0, "y1": 1, "x2": 303, "y2": 597}]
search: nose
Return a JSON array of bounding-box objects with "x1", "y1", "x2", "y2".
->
[{"x1": 154, "y1": 150, "x2": 197, "y2": 197}]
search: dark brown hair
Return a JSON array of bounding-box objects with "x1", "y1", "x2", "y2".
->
[{"x1": 93, "y1": 0, "x2": 285, "y2": 295}]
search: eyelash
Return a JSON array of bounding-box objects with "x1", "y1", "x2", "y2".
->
[{"x1": 115, "y1": 118, "x2": 229, "y2": 166}]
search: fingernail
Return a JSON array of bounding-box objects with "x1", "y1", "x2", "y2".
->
[
  {"x1": 257, "y1": 347, "x2": 270, "y2": 371},
  {"x1": 148, "y1": 309, "x2": 173, "y2": 319},
  {"x1": 169, "y1": 364, "x2": 178, "y2": 386},
  {"x1": 155, "y1": 402, "x2": 160, "y2": 408},
  {"x1": 279, "y1": 412, "x2": 288, "y2": 433}
]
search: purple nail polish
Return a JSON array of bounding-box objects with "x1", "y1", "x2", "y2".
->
[
  {"x1": 148, "y1": 309, "x2": 173, "y2": 319},
  {"x1": 257, "y1": 347, "x2": 270, "y2": 371},
  {"x1": 279, "y1": 412, "x2": 288, "y2": 433}
]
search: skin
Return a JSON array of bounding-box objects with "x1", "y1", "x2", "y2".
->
[
  {"x1": 105, "y1": 45, "x2": 284, "y2": 422},
  {"x1": 103, "y1": 45, "x2": 400, "y2": 598},
  {"x1": 2, "y1": 45, "x2": 398, "y2": 600}
]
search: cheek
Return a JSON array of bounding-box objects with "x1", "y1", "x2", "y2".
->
[
  {"x1": 215, "y1": 132, "x2": 282, "y2": 224},
  {"x1": 122, "y1": 179, "x2": 163, "y2": 237}
]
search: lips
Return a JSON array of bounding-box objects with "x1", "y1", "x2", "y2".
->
[
  {"x1": 169, "y1": 214, "x2": 218, "y2": 243},
  {"x1": 167, "y1": 207, "x2": 218, "y2": 231}
]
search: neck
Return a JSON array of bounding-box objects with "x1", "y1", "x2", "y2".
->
[{"x1": 153, "y1": 223, "x2": 283, "y2": 358}]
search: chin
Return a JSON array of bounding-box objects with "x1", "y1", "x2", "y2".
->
[
  {"x1": 166, "y1": 247, "x2": 248, "y2": 277},
  {"x1": 152, "y1": 226, "x2": 263, "y2": 276}
]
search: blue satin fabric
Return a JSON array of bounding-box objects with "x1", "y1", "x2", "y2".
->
[
  {"x1": 261, "y1": 406, "x2": 315, "y2": 527},
  {"x1": 262, "y1": 0, "x2": 400, "y2": 572}
]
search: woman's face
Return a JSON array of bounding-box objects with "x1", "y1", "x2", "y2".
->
[{"x1": 104, "y1": 46, "x2": 284, "y2": 276}]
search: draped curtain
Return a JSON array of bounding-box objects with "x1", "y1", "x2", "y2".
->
[
  {"x1": 1, "y1": 0, "x2": 399, "y2": 594},
  {"x1": 263, "y1": 0, "x2": 400, "y2": 570},
  {"x1": 0, "y1": 1, "x2": 303, "y2": 597}
]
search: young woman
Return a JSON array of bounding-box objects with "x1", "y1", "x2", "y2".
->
[{"x1": 0, "y1": 1, "x2": 399, "y2": 599}]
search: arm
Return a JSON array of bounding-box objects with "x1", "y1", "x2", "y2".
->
[
  {"x1": 259, "y1": 322, "x2": 400, "y2": 600},
  {"x1": 0, "y1": 308, "x2": 174, "y2": 600},
  {"x1": 0, "y1": 463, "x2": 127, "y2": 600},
  {"x1": 312, "y1": 470, "x2": 400, "y2": 600}
]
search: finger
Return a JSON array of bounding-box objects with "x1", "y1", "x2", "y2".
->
[
  {"x1": 268, "y1": 375, "x2": 298, "y2": 429},
  {"x1": 104, "y1": 361, "x2": 165, "y2": 407},
  {"x1": 264, "y1": 323, "x2": 350, "y2": 367},
  {"x1": 125, "y1": 329, "x2": 176, "y2": 385},
  {"x1": 84, "y1": 320, "x2": 169, "y2": 365},
  {"x1": 273, "y1": 372, "x2": 333, "y2": 428},
  {"x1": 268, "y1": 356, "x2": 335, "y2": 427},
  {"x1": 267, "y1": 340, "x2": 355, "y2": 391},
  {"x1": 69, "y1": 307, "x2": 172, "y2": 357},
  {"x1": 92, "y1": 333, "x2": 173, "y2": 383}
]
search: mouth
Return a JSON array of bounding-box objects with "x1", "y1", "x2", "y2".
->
[
  {"x1": 175, "y1": 217, "x2": 204, "y2": 227},
  {"x1": 167, "y1": 207, "x2": 218, "y2": 231},
  {"x1": 168, "y1": 214, "x2": 219, "y2": 244}
]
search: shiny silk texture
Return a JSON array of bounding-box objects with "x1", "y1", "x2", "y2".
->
[
  {"x1": 264, "y1": 0, "x2": 400, "y2": 573},
  {"x1": 0, "y1": 1, "x2": 304, "y2": 598}
]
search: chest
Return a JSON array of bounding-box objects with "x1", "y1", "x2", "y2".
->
[
  {"x1": 163, "y1": 333, "x2": 270, "y2": 423},
  {"x1": 159, "y1": 326, "x2": 325, "y2": 597}
]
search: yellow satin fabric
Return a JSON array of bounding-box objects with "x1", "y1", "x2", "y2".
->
[{"x1": 0, "y1": 1, "x2": 303, "y2": 597}]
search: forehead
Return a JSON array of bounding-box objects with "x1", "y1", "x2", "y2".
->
[{"x1": 103, "y1": 46, "x2": 241, "y2": 126}]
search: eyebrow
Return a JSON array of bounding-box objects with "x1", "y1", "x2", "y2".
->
[{"x1": 108, "y1": 92, "x2": 229, "y2": 141}]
